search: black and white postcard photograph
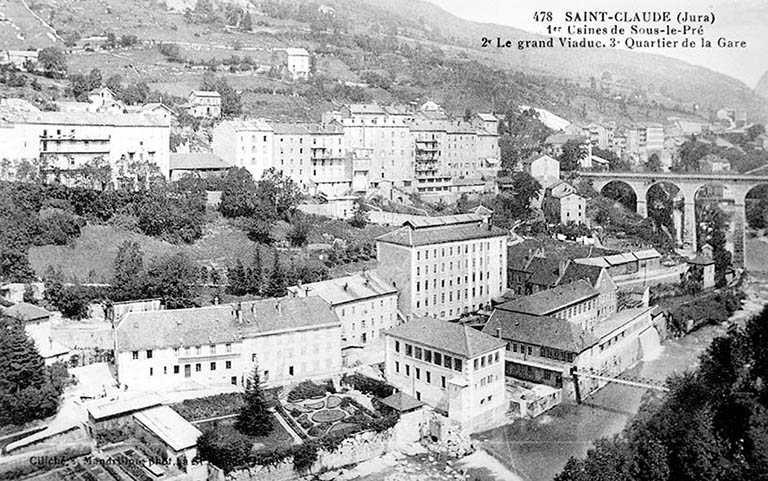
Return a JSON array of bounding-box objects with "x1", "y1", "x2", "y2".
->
[{"x1": 0, "y1": 0, "x2": 767, "y2": 480}]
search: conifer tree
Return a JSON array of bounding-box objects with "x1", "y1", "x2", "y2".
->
[
  {"x1": 265, "y1": 251, "x2": 286, "y2": 297},
  {"x1": 249, "y1": 248, "x2": 263, "y2": 295},
  {"x1": 235, "y1": 367, "x2": 273, "y2": 436}
]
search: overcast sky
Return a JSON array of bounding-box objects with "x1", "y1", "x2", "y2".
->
[{"x1": 427, "y1": 0, "x2": 768, "y2": 87}]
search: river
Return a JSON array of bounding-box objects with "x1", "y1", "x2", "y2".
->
[{"x1": 473, "y1": 275, "x2": 768, "y2": 481}]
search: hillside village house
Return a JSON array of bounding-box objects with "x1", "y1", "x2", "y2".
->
[
  {"x1": 383, "y1": 317, "x2": 507, "y2": 433},
  {"x1": 2, "y1": 302, "x2": 69, "y2": 365},
  {"x1": 282, "y1": 47, "x2": 311, "y2": 80},
  {"x1": 287, "y1": 271, "x2": 399, "y2": 348},
  {"x1": 544, "y1": 181, "x2": 587, "y2": 225},
  {"x1": 0, "y1": 109, "x2": 171, "y2": 182},
  {"x1": 375, "y1": 214, "x2": 508, "y2": 321},
  {"x1": 114, "y1": 297, "x2": 342, "y2": 391},
  {"x1": 186, "y1": 90, "x2": 222, "y2": 118}
]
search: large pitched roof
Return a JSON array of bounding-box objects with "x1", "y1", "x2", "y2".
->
[
  {"x1": 384, "y1": 317, "x2": 505, "y2": 359},
  {"x1": 238, "y1": 297, "x2": 341, "y2": 337},
  {"x1": 0, "y1": 109, "x2": 168, "y2": 127},
  {"x1": 86, "y1": 393, "x2": 163, "y2": 421},
  {"x1": 558, "y1": 262, "x2": 605, "y2": 288},
  {"x1": 116, "y1": 306, "x2": 240, "y2": 352},
  {"x1": 483, "y1": 310, "x2": 597, "y2": 353},
  {"x1": 3, "y1": 302, "x2": 51, "y2": 322},
  {"x1": 380, "y1": 392, "x2": 424, "y2": 412},
  {"x1": 526, "y1": 257, "x2": 562, "y2": 287},
  {"x1": 496, "y1": 280, "x2": 597, "y2": 316},
  {"x1": 376, "y1": 214, "x2": 506, "y2": 247},
  {"x1": 287, "y1": 272, "x2": 396, "y2": 306},
  {"x1": 169, "y1": 153, "x2": 231, "y2": 171}
]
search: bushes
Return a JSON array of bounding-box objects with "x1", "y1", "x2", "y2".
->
[
  {"x1": 287, "y1": 381, "x2": 328, "y2": 402},
  {"x1": 341, "y1": 373, "x2": 394, "y2": 399},
  {"x1": 0, "y1": 444, "x2": 90, "y2": 479},
  {"x1": 171, "y1": 393, "x2": 244, "y2": 421}
]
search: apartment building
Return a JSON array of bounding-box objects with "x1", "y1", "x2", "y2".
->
[
  {"x1": 212, "y1": 119, "x2": 274, "y2": 180},
  {"x1": 384, "y1": 317, "x2": 506, "y2": 433},
  {"x1": 625, "y1": 122, "x2": 664, "y2": 164},
  {"x1": 411, "y1": 117, "x2": 451, "y2": 195},
  {"x1": 544, "y1": 181, "x2": 586, "y2": 225},
  {"x1": 303, "y1": 122, "x2": 350, "y2": 196},
  {"x1": 271, "y1": 123, "x2": 312, "y2": 187},
  {"x1": 113, "y1": 297, "x2": 342, "y2": 391},
  {"x1": 0, "y1": 108, "x2": 170, "y2": 181},
  {"x1": 287, "y1": 271, "x2": 399, "y2": 346},
  {"x1": 375, "y1": 214, "x2": 508, "y2": 321},
  {"x1": 323, "y1": 104, "x2": 414, "y2": 188}
]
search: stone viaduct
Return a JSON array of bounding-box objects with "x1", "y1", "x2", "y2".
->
[{"x1": 578, "y1": 171, "x2": 768, "y2": 268}]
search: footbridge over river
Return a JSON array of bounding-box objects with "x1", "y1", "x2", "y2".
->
[{"x1": 578, "y1": 171, "x2": 768, "y2": 268}]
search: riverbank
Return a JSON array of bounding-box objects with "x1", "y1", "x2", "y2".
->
[{"x1": 473, "y1": 274, "x2": 768, "y2": 481}]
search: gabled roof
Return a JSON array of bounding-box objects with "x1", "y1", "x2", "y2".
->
[
  {"x1": 287, "y1": 272, "x2": 396, "y2": 306},
  {"x1": 526, "y1": 257, "x2": 562, "y2": 287},
  {"x1": 483, "y1": 310, "x2": 597, "y2": 353},
  {"x1": 284, "y1": 47, "x2": 310, "y2": 56},
  {"x1": 523, "y1": 154, "x2": 559, "y2": 166},
  {"x1": 475, "y1": 113, "x2": 497, "y2": 122},
  {"x1": 133, "y1": 405, "x2": 202, "y2": 452},
  {"x1": 384, "y1": 317, "x2": 505, "y2": 359},
  {"x1": 496, "y1": 280, "x2": 597, "y2": 316},
  {"x1": 558, "y1": 262, "x2": 605, "y2": 288},
  {"x1": 633, "y1": 249, "x2": 661, "y2": 260},
  {"x1": 3, "y1": 302, "x2": 51, "y2": 322},
  {"x1": 271, "y1": 123, "x2": 310, "y2": 135}
]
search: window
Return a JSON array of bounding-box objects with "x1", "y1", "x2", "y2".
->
[
  {"x1": 454, "y1": 358, "x2": 463, "y2": 372},
  {"x1": 195, "y1": 363, "x2": 201, "y2": 372},
  {"x1": 444, "y1": 355, "x2": 452, "y2": 369},
  {"x1": 173, "y1": 365, "x2": 179, "y2": 374},
  {"x1": 474, "y1": 359, "x2": 479, "y2": 370},
  {"x1": 210, "y1": 362, "x2": 216, "y2": 371},
  {"x1": 426, "y1": 371, "x2": 431, "y2": 383},
  {"x1": 405, "y1": 344, "x2": 413, "y2": 357},
  {"x1": 163, "y1": 366, "x2": 167, "y2": 375},
  {"x1": 226, "y1": 361, "x2": 232, "y2": 369},
  {"x1": 226, "y1": 343, "x2": 232, "y2": 353},
  {"x1": 415, "y1": 347, "x2": 422, "y2": 360},
  {"x1": 395, "y1": 361, "x2": 400, "y2": 373},
  {"x1": 395, "y1": 341, "x2": 400, "y2": 353},
  {"x1": 441, "y1": 376, "x2": 446, "y2": 389},
  {"x1": 481, "y1": 356, "x2": 486, "y2": 368},
  {"x1": 424, "y1": 350, "x2": 432, "y2": 363},
  {"x1": 494, "y1": 352, "x2": 499, "y2": 363},
  {"x1": 434, "y1": 352, "x2": 442, "y2": 366},
  {"x1": 150, "y1": 367, "x2": 153, "y2": 376},
  {"x1": 415, "y1": 368, "x2": 421, "y2": 380},
  {"x1": 289, "y1": 366, "x2": 295, "y2": 376},
  {"x1": 231, "y1": 376, "x2": 238, "y2": 386},
  {"x1": 405, "y1": 364, "x2": 410, "y2": 377},
  {"x1": 132, "y1": 351, "x2": 139, "y2": 360},
  {"x1": 196, "y1": 346, "x2": 202, "y2": 355}
]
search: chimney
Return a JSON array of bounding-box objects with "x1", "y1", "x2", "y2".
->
[
  {"x1": 496, "y1": 327, "x2": 501, "y2": 339},
  {"x1": 343, "y1": 282, "x2": 348, "y2": 291},
  {"x1": 236, "y1": 302, "x2": 242, "y2": 324},
  {"x1": 275, "y1": 300, "x2": 282, "y2": 315}
]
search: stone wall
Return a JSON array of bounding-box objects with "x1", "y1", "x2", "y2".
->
[{"x1": 227, "y1": 410, "x2": 427, "y2": 481}]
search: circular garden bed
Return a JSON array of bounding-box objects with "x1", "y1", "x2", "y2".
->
[
  {"x1": 326, "y1": 395, "x2": 342, "y2": 409},
  {"x1": 327, "y1": 422, "x2": 360, "y2": 435},
  {"x1": 311, "y1": 409, "x2": 346, "y2": 424}
]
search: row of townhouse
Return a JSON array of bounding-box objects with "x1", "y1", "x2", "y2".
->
[
  {"x1": 114, "y1": 297, "x2": 343, "y2": 392},
  {"x1": 556, "y1": 121, "x2": 666, "y2": 168},
  {"x1": 212, "y1": 102, "x2": 500, "y2": 196},
  {"x1": 0, "y1": 105, "x2": 171, "y2": 184}
]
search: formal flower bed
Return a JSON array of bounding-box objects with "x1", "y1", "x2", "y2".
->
[{"x1": 284, "y1": 393, "x2": 376, "y2": 439}]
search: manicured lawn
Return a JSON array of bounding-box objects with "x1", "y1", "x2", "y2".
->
[{"x1": 197, "y1": 415, "x2": 294, "y2": 450}]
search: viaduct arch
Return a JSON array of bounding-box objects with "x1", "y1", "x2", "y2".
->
[{"x1": 579, "y1": 171, "x2": 768, "y2": 268}]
